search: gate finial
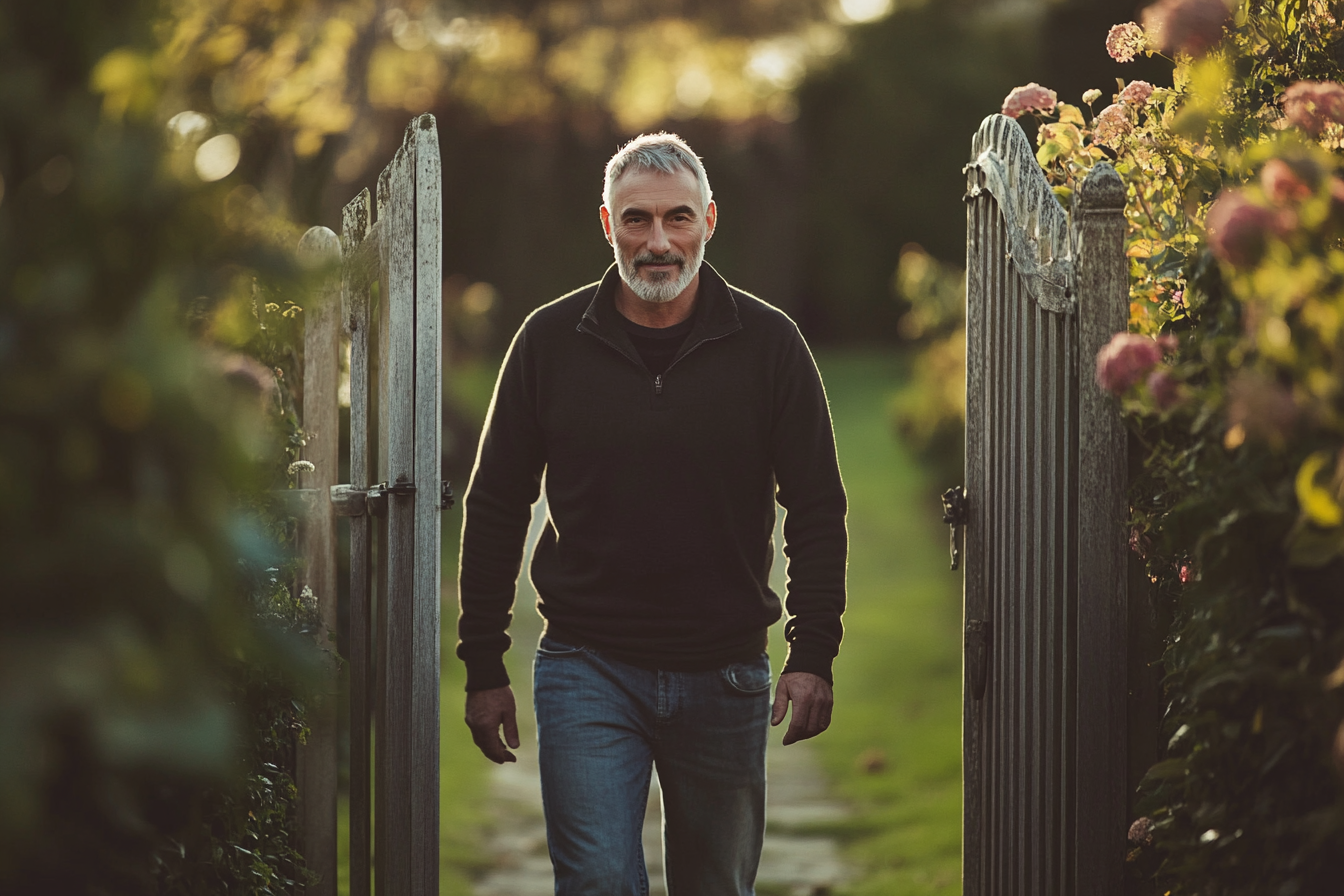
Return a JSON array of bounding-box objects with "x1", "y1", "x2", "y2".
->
[{"x1": 1078, "y1": 161, "x2": 1126, "y2": 212}]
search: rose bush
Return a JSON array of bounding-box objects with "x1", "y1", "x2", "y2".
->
[{"x1": 1012, "y1": 1, "x2": 1344, "y2": 891}]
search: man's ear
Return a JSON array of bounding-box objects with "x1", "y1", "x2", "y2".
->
[
  {"x1": 599, "y1": 205, "x2": 613, "y2": 246},
  {"x1": 704, "y1": 200, "x2": 717, "y2": 242}
]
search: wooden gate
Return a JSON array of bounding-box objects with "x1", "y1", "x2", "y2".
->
[
  {"x1": 295, "y1": 114, "x2": 444, "y2": 896},
  {"x1": 955, "y1": 113, "x2": 1129, "y2": 895}
]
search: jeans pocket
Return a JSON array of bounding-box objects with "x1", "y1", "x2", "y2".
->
[
  {"x1": 536, "y1": 636, "x2": 587, "y2": 658},
  {"x1": 720, "y1": 653, "x2": 772, "y2": 696}
]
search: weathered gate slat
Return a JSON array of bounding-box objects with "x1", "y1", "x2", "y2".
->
[
  {"x1": 296, "y1": 225, "x2": 342, "y2": 896},
  {"x1": 340, "y1": 188, "x2": 373, "y2": 896},
  {"x1": 410, "y1": 117, "x2": 443, "y2": 896},
  {"x1": 961, "y1": 113, "x2": 1128, "y2": 895}
]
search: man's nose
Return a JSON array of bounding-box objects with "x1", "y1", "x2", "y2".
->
[{"x1": 647, "y1": 220, "x2": 671, "y2": 254}]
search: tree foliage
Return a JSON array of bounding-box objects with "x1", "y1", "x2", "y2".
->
[{"x1": 0, "y1": 1, "x2": 325, "y2": 891}]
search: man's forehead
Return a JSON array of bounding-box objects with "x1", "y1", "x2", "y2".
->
[{"x1": 609, "y1": 166, "x2": 703, "y2": 209}]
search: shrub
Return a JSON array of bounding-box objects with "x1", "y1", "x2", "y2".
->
[{"x1": 1008, "y1": 0, "x2": 1344, "y2": 890}]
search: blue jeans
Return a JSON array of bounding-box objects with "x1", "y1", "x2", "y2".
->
[{"x1": 533, "y1": 636, "x2": 771, "y2": 896}]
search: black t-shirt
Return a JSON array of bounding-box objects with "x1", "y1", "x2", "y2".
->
[{"x1": 621, "y1": 312, "x2": 695, "y2": 376}]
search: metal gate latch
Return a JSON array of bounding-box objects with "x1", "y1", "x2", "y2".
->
[
  {"x1": 440, "y1": 480, "x2": 455, "y2": 511},
  {"x1": 941, "y1": 486, "x2": 969, "y2": 571}
]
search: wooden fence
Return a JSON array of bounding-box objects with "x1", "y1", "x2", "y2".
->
[
  {"x1": 955, "y1": 112, "x2": 1130, "y2": 895},
  {"x1": 294, "y1": 114, "x2": 445, "y2": 896}
]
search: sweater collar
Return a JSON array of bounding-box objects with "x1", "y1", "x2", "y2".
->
[{"x1": 581, "y1": 261, "x2": 742, "y2": 346}]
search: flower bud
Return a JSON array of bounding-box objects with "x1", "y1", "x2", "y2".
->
[
  {"x1": 1106, "y1": 22, "x2": 1148, "y2": 63},
  {"x1": 1260, "y1": 158, "x2": 1314, "y2": 205},
  {"x1": 1282, "y1": 81, "x2": 1344, "y2": 137},
  {"x1": 1141, "y1": 0, "x2": 1232, "y2": 57},
  {"x1": 1205, "y1": 189, "x2": 1278, "y2": 268},
  {"x1": 1146, "y1": 369, "x2": 1181, "y2": 410},
  {"x1": 1096, "y1": 333, "x2": 1164, "y2": 395},
  {"x1": 1001, "y1": 82, "x2": 1058, "y2": 119},
  {"x1": 1119, "y1": 80, "x2": 1155, "y2": 106}
]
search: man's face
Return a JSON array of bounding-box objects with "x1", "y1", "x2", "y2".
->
[{"x1": 601, "y1": 167, "x2": 716, "y2": 304}]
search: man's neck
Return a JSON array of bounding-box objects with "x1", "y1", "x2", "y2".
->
[{"x1": 614, "y1": 273, "x2": 700, "y2": 328}]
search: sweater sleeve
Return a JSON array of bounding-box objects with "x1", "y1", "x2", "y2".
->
[
  {"x1": 456, "y1": 323, "x2": 546, "y2": 691},
  {"x1": 770, "y1": 325, "x2": 848, "y2": 685}
]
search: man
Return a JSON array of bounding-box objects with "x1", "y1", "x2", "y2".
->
[{"x1": 457, "y1": 133, "x2": 847, "y2": 895}]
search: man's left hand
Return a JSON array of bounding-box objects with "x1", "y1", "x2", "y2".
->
[{"x1": 771, "y1": 672, "x2": 834, "y2": 745}]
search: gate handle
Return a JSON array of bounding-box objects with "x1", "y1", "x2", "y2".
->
[{"x1": 941, "y1": 486, "x2": 968, "y2": 571}]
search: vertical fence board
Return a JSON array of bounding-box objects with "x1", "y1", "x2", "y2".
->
[
  {"x1": 341, "y1": 190, "x2": 373, "y2": 896},
  {"x1": 410, "y1": 115, "x2": 443, "y2": 896},
  {"x1": 296, "y1": 226, "x2": 341, "y2": 896},
  {"x1": 1073, "y1": 163, "x2": 1129, "y2": 896},
  {"x1": 382, "y1": 133, "x2": 419, "y2": 896}
]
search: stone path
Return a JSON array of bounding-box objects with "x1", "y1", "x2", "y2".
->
[{"x1": 471, "y1": 736, "x2": 853, "y2": 896}]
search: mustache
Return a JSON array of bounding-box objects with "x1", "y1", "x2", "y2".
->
[{"x1": 633, "y1": 252, "x2": 685, "y2": 267}]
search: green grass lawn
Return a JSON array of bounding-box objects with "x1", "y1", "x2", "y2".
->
[
  {"x1": 338, "y1": 348, "x2": 964, "y2": 894},
  {"x1": 803, "y1": 350, "x2": 964, "y2": 895}
]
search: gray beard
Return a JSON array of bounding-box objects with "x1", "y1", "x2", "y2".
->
[{"x1": 616, "y1": 242, "x2": 704, "y2": 304}]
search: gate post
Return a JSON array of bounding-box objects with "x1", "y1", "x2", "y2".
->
[{"x1": 1072, "y1": 162, "x2": 1129, "y2": 895}]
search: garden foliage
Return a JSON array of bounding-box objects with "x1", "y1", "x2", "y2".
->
[
  {"x1": 965, "y1": 0, "x2": 1344, "y2": 889},
  {"x1": 0, "y1": 3, "x2": 328, "y2": 892}
]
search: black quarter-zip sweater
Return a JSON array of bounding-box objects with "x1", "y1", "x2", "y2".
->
[{"x1": 456, "y1": 263, "x2": 848, "y2": 692}]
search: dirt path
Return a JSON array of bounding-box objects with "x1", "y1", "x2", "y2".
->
[{"x1": 471, "y1": 736, "x2": 853, "y2": 896}]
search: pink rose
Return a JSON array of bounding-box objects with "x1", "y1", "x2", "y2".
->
[
  {"x1": 1146, "y1": 369, "x2": 1181, "y2": 410},
  {"x1": 1141, "y1": 0, "x2": 1232, "y2": 57},
  {"x1": 1096, "y1": 333, "x2": 1164, "y2": 395},
  {"x1": 1106, "y1": 22, "x2": 1148, "y2": 63},
  {"x1": 1119, "y1": 80, "x2": 1155, "y2": 105},
  {"x1": 1128, "y1": 816, "x2": 1156, "y2": 846},
  {"x1": 1002, "y1": 82, "x2": 1058, "y2": 119},
  {"x1": 1228, "y1": 370, "x2": 1299, "y2": 443},
  {"x1": 1260, "y1": 158, "x2": 1314, "y2": 205},
  {"x1": 1092, "y1": 103, "x2": 1132, "y2": 149},
  {"x1": 1329, "y1": 177, "x2": 1344, "y2": 225},
  {"x1": 1205, "y1": 189, "x2": 1279, "y2": 268},
  {"x1": 1282, "y1": 81, "x2": 1344, "y2": 136}
]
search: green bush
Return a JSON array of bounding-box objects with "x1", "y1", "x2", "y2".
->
[
  {"x1": 0, "y1": 3, "x2": 324, "y2": 892},
  {"x1": 1011, "y1": 0, "x2": 1344, "y2": 889}
]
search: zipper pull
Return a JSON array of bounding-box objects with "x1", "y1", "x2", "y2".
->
[{"x1": 654, "y1": 374, "x2": 663, "y2": 396}]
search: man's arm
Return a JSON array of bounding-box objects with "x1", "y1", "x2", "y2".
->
[
  {"x1": 457, "y1": 323, "x2": 546, "y2": 759},
  {"x1": 769, "y1": 324, "x2": 848, "y2": 740}
]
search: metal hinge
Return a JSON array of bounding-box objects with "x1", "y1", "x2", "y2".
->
[{"x1": 941, "y1": 486, "x2": 968, "y2": 571}]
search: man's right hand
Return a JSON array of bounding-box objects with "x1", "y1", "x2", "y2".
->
[{"x1": 465, "y1": 686, "x2": 520, "y2": 764}]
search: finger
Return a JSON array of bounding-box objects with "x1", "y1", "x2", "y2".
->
[
  {"x1": 503, "y1": 709, "x2": 521, "y2": 750},
  {"x1": 771, "y1": 679, "x2": 790, "y2": 727},
  {"x1": 782, "y1": 694, "x2": 810, "y2": 745}
]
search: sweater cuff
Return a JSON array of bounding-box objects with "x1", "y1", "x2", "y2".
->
[
  {"x1": 463, "y1": 655, "x2": 511, "y2": 692},
  {"x1": 780, "y1": 644, "x2": 834, "y2": 686}
]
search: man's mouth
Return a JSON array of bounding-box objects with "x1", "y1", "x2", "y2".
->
[{"x1": 636, "y1": 254, "x2": 683, "y2": 270}]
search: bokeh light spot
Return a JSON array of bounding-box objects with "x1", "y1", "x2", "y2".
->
[
  {"x1": 167, "y1": 111, "x2": 210, "y2": 147},
  {"x1": 839, "y1": 0, "x2": 894, "y2": 24},
  {"x1": 40, "y1": 156, "x2": 74, "y2": 195},
  {"x1": 194, "y1": 134, "x2": 240, "y2": 182},
  {"x1": 676, "y1": 68, "x2": 714, "y2": 108}
]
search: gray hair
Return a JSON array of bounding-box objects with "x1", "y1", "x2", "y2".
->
[{"x1": 602, "y1": 133, "x2": 713, "y2": 213}]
